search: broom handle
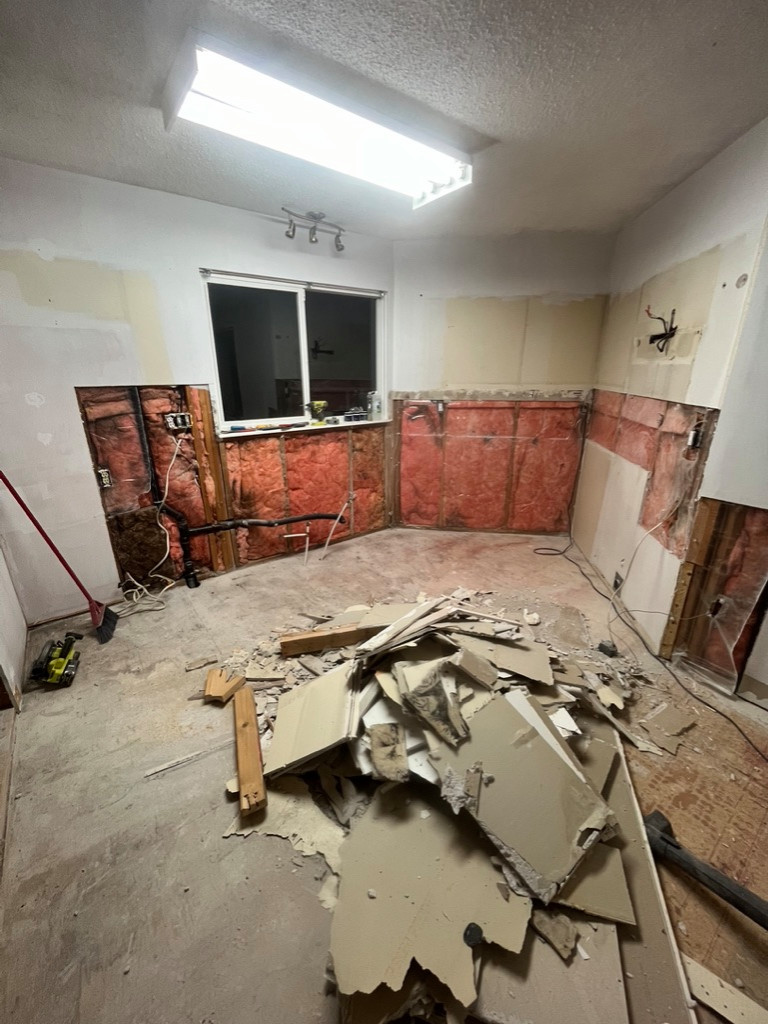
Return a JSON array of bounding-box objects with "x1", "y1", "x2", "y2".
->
[{"x1": 0, "y1": 470, "x2": 95, "y2": 604}]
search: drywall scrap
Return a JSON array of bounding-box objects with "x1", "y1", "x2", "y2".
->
[{"x1": 206, "y1": 594, "x2": 694, "y2": 1023}]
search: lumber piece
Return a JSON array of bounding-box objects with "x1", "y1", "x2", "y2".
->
[
  {"x1": 279, "y1": 623, "x2": 378, "y2": 657},
  {"x1": 203, "y1": 668, "x2": 245, "y2": 704},
  {"x1": 233, "y1": 687, "x2": 267, "y2": 815}
]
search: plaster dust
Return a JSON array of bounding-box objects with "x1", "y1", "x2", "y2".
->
[{"x1": 4, "y1": 529, "x2": 768, "y2": 1024}]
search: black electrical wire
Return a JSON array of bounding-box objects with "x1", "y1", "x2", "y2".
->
[{"x1": 534, "y1": 530, "x2": 768, "y2": 766}]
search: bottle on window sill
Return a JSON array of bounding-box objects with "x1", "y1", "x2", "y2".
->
[{"x1": 367, "y1": 391, "x2": 382, "y2": 421}]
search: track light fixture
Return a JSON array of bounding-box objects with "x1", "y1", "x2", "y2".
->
[{"x1": 281, "y1": 207, "x2": 346, "y2": 252}]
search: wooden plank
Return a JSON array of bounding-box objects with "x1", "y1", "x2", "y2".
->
[
  {"x1": 683, "y1": 956, "x2": 768, "y2": 1024},
  {"x1": 196, "y1": 387, "x2": 236, "y2": 571},
  {"x1": 279, "y1": 623, "x2": 379, "y2": 657},
  {"x1": 0, "y1": 708, "x2": 17, "y2": 881},
  {"x1": 184, "y1": 386, "x2": 220, "y2": 571},
  {"x1": 203, "y1": 668, "x2": 245, "y2": 705},
  {"x1": 687, "y1": 497, "x2": 722, "y2": 567},
  {"x1": 660, "y1": 561, "x2": 695, "y2": 658},
  {"x1": 233, "y1": 687, "x2": 266, "y2": 815}
]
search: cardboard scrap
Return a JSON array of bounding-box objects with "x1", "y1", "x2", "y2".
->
[
  {"x1": 429, "y1": 694, "x2": 612, "y2": 902},
  {"x1": 330, "y1": 785, "x2": 531, "y2": 1006},
  {"x1": 223, "y1": 775, "x2": 345, "y2": 873}
]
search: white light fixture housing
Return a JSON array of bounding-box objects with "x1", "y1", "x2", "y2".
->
[{"x1": 162, "y1": 33, "x2": 472, "y2": 209}]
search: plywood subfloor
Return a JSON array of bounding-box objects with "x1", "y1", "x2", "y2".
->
[{"x1": 2, "y1": 529, "x2": 767, "y2": 1023}]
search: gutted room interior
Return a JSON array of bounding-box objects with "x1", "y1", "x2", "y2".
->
[{"x1": 1, "y1": 2, "x2": 768, "y2": 1023}]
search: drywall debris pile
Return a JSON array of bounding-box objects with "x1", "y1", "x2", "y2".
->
[{"x1": 221, "y1": 592, "x2": 695, "y2": 1024}]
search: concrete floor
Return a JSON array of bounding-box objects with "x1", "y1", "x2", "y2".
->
[{"x1": 2, "y1": 529, "x2": 767, "y2": 1023}]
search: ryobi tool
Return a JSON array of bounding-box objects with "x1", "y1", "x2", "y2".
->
[{"x1": 30, "y1": 632, "x2": 83, "y2": 687}]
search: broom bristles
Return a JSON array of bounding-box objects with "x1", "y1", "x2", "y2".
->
[{"x1": 91, "y1": 602, "x2": 119, "y2": 644}]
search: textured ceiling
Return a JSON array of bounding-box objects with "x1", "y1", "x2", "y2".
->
[{"x1": 2, "y1": 0, "x2": 768, "y2": 239}]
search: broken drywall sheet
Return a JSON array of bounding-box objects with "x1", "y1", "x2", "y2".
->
[
  {"x1": 399, "y1": 658, "x2": 469, "y2": 746},
  {"x1": 330, "y1": 785, "x2": 531, "y2": 1007},
  {"x1": 640, "y1": 702, "x2": 697, "y2": 755},
  {"x1": 577, "y1": 735, "x2": 618, "y2": 796},
  {"x1": 265, "y1": 665, "x2": 358, "y2": 775},
  {"x1": 530, "y1": 907, "x2": 579, "y2": 960},
  {"x1": 555, "y1": 843, "x2": 636, "y2": 925},
  {"x1": 429, "y1": 694, "x2": 612, "y2": 902},
  {"x1": 222, "y1": 775, "x2": 345, "y2": 873},
  {"x1": 447, "y1": 632, "x2": 554, "y2": 685},
  {"x1": 473, "y1": 918, "x2": 629, "y2": 1024},
  {"x1": 368, "y1": 723, "x2": 409, "y2": 782}
]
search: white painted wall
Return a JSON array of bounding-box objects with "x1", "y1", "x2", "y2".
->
[
  {"x1": 392, "y1": 232, "x2": 612, "y2": 391},
  {"x1": 701, "y1": 222, "x2": 768, "y2": 509},
  {"x1": 0, "y1": 157, "x2": 393, "y2": 623},
  {"x1": 0, "y1": 545, "x2": 27, "y2": 704},
  {"x1": 609, "y1": 116, "x2": 768, "y2": 409}
]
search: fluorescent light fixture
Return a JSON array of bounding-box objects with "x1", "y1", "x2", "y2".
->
[{"x1": 169, "y1": 43, "x2": 472, "y2": 207}]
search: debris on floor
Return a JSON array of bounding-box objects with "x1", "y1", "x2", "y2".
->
[{"x1": 201, "y1": 593, "x2": 697, "y2": 1023}]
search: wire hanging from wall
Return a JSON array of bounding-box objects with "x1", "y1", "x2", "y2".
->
[{"x1": 281, "y1": 206, "x2": 346, "y2": 251}]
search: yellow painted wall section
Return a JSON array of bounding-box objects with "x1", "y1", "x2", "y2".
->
[
  {"x1": 0, "y1": 251, "x2": 171, "y2": 381},
  {"x1": 442, "y1": 294, "x2": 606, "y2": 388}
]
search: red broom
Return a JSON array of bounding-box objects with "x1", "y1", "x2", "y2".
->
[{"x1": 0, "y1": 470, "x2": 119, "y2": 643}]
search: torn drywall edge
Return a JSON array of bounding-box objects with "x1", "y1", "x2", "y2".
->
[
  {"x1": 329, "y1": 784, "x2": 531, "y2": 1006},
  {"x1": 428, "y1": 695, "x2": 613, "y2": 902}
]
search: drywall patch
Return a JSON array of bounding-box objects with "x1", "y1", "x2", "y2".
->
[
  {"x1": 521, "y1": 295, "x2": 606, "y2": 387},
  {"x1": 442, "y1": 295, "x2": 607, "y2": 389},
  {"x1": 0, "y1": 250, "x2": 171, "y2": 381},
  {"x1": 443, "y1": 297, "x2": 526, "y2": 387}
]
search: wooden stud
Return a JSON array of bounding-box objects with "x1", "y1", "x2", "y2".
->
[
  {"x1": 233, "y1": 687, "x2": 267, "y2": 815},
  {"x1": 184, "y1": 386, "x2": 221, "y2": 571},
  {"x1": 279, "y1": 623, "x2": 380, "y2": 657},
  {"x1": 196, "y1": 388, "x2": 236, "y2": 571}
]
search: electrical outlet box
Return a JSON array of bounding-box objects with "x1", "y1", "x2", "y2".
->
[
  {"x1": 164, "y1": 412, "x2": 192, "y2": 431},
  {"x1": 613, "y1": 572, "x2": 624, "y2": 591}
]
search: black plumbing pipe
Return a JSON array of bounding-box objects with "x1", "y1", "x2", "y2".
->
[{"x1": 160, "y1": 506, "x2": 346, "y2": 588}]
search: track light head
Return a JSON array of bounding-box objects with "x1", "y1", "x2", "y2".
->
[
  {"x1": 285, "y1": 219, "x2": 296, "y2": 239},
  {"x1": 308, "y1": 225, "x2": 318, "y2": 244},
  {"x1": 334, "y1": 232, "x2": 345, "y2": 252}
]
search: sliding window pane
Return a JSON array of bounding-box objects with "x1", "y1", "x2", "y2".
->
[
  {"x1": 305, "y1": 292, "x2": 375, "y2": 414},
  {"x1": 209, "y1": 284, "x2": 303, "y2": 421}
]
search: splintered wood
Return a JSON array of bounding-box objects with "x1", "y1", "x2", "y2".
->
[
  {"x1": 203, "y1": 668, "x2": 245, "y2": 705},
  {"x1": 233, "y1": 687, "x2": 266, "y2": 815},
  {"x1": 217, "y1": 594, "x2": 697, "y2": 1024}
]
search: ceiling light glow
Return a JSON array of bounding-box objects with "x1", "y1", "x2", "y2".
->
[{"x1": 175, "y1": 46, "x2": 472, "y2": 207}]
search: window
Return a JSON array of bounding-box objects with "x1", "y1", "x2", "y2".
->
[{"x1": 205, "y1": 275, "x2": 379, "y2": 429}]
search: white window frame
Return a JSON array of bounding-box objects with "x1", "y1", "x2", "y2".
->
[{"x1": 202, "y1": 270, "x2": 384, "y2": 433}]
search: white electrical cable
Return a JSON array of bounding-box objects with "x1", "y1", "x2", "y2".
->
[{"x1": 117, "y1": 434, "x2": 186, "y2": 617}]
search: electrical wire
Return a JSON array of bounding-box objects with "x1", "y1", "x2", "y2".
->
[
  {"x1": 117, "y1": 433, "x2": 186, "y2": 617},
  {"x1": 534, "y1": 522, "x2": 768, "y2": 765}
]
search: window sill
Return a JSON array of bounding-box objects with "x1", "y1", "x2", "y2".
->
[{"x1": 217, "y1": 418, "x2": 390, "y2": 440}]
